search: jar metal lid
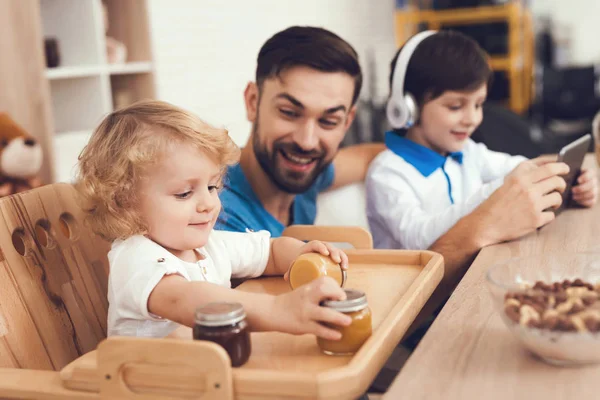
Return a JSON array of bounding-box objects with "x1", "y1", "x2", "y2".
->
[
  {"x1": 195, "y1": 302, "x2": 246, "y2": 327},
  {"x1": 321, "y1": 289, "x2": 368, "y2": 313}
]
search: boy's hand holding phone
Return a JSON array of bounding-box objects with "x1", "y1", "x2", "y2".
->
[{"x1": 571, "y1": 167, "x2": 598, "y2": 207}]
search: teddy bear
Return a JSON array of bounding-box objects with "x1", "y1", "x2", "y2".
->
[{"x1": 0, "y1": 113, "x2": 43, "y2": 197}]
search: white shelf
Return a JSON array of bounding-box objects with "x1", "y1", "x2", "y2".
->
[
  {"x1": 108, "y1": 61, "x2": 152, "y2": 75},
  {"x1": 46, "y1": 65, "x2": 104, "y2": 79},
  {"x1": 46, "y1": 62, "x2": 152, "y2": 80}
]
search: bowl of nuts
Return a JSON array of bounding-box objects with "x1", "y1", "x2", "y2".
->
[{"x1": 486, "y1": 252, "x2": 600, "y2": 366}]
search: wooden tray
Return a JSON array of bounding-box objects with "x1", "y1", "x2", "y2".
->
[
  {"x1": 0, "y1": 221, "x2": 443, "y2": 399},
  {"x1": 57, "y1": 248, "x2": 443, "y2": 400}
]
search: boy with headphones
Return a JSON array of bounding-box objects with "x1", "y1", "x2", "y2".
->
[{"x1": 366, "y1": 30, "x2": 597, "y2": 250}]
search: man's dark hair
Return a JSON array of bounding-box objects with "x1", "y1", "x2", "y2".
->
[
  {"x1": 256, "y1": 26, "x2": 362, "y2": 105},
  {"x1": 389, "y1": 30, "x2": 492, "y2": 106}
]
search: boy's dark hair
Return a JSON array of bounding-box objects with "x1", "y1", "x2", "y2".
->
[
  {"x1": 256, "y1": 26, "x2": 362, "y2": 105},
  {"x1": 389, "y1": 30, "x2": 492, "y2": 106}
]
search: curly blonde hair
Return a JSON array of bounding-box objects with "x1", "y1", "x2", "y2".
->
[{"x1": 76, "y1": 100, "x2": 240, "y2": 241}]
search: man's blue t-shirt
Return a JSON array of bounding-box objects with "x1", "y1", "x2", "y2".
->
[{"x1": 216, "y1": 163, "x2": 335, "y2": 237}]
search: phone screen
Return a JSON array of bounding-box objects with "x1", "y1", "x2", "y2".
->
[{"x1": 555, "y1": 134, "x2": 592, "y2": 213}]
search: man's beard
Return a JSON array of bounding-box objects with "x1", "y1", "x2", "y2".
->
[{"x1": 252, "y1": 122, "x2": 331, "y2": 194}]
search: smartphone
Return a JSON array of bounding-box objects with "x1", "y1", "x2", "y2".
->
[{"x1": 555, "y1": 133, "x2": 592, "y2": 213}]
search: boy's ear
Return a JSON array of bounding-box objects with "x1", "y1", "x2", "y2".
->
[{"x1": 413, "y1": 92, "x2": 434, "y2": 126}]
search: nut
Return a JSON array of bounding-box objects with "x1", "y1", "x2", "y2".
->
[
  {"x1": 555, "y1": 291, "x2": 568, "y2": 302},
  {"x1": 547, "y1": 295, "x2": 556, "y2": 308},
  {"x1": 519, "y1": 305, "x2": 541, "y2": 327},
  {"x1": 573, "y1": 278, "x2": 586, "y2": 287},
  {"x1": 541, "y1": 309, "x2": 560, "y2": 329},
  {"x1": 566, "y1": 287, "x2": 598, "y2": 300},
  {"x1": 504, "y1": 303, "x2": 520, "y2": 323},
  {"x1": 570, "y1": 315, "x2": 588, "y2": 332},
  {"x1": 505, "y1": 298, "x2": 521, "y2": 308},
  {"x1": 542, "y1": 309, "x2": 560, "y2": 321},
  {"x1": 586, "y1": 318, "x2": 600, "y2": 331},
  {"x1": 556, "y1": 298, "x2": 576, "y2": 314},
  {"x1": 573, "y1": 310, "x2": 600, "y2": 332},
  {"x1": 555, "y1": 315, "x2": 575, "y2": 332}
]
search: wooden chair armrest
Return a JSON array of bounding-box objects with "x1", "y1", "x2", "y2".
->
[
  {"x1": 96, "y1": 337, "x2": 233, "y2": 399},
  {"x1": 61, "y1": 337, "x2": 234, "y2": 399}
]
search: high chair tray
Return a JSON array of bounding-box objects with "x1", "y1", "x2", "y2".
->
[{"x1": 59, "y1": 244, "x2": 443, "y2": 400}]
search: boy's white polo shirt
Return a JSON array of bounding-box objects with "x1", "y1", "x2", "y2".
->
[
  {"x1": 106, "y1": 230, "x2": 271, "y2": 338},
  {"x1": 366, "y1": 131, "x2": 526, "y2": 250}
]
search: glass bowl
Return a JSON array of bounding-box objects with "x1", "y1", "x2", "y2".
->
[{"x1": 485, "y1": 252, "x2": 600, "y2": 366}]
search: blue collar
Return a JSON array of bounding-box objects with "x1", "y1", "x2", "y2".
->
[{"x1": 385, "y1": 131, "x2": 463, "y2": 177}]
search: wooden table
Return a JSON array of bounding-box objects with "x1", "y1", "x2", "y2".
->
[{"x1": 386, "y1": 155, "x2": 600, "y2": 399}]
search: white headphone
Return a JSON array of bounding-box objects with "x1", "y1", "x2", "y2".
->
[{"x1": 386, "y1": 30, "x2": 437, "y2": 129}]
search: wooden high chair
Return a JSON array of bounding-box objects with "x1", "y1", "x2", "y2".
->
[
  {"x1": 0, "y1": 184, "x2": 442, "y2": 399},
  {"x1": 0, "y1": 183, "x2": 235, "y2": 399}
]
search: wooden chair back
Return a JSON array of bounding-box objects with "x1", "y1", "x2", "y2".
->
[
  {"x1": 0, "y1": 183, "x2": 110, "y2": 370},
  {"x1": 282, "y1": 225, "x2": 373, "y2": 249}
]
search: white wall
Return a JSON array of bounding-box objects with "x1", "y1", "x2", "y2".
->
[
  {"x1": 147, "y1": 0, "x2": 397, "y2": 145},
  {"x1": 530, "y1": 0, "x2": 600, "y2": 66}
]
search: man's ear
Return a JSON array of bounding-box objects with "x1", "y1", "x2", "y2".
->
[
  {"x1": 244, "y1": 82, "x2": 259, "y2": 123},
  {"x1": 344, "y1": 104, "x2": 358, "y2": 131}
]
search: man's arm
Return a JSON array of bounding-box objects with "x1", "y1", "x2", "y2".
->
[
  {"x1": 406, "y1": 209, "x2": 489, "y2": 334},
  {"x1": 429, "y1": 212, "x2": 487, "y2": 287},
  {"x1": 330, "y1": 143, "x2": 385, "y2": 190}
]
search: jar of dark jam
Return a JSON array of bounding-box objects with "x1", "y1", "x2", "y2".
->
[
  {"x1": 193, "y1": 302, "x2": 251, "y2": 367},
  {"x1": 317, "y1": 289, "x2": 372, "y2": 355}
]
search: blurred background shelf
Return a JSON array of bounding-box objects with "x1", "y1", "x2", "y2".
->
[
  {"x1": 0, "y1": 0, "x2": 156, "y2": 183},
  {"x1": 39, "y1": 0, "x2": 156, "y2": 183},
  {"x1": 46, "y1": 62, "x2": 153, "y2": 80},
  {"x1": 395, "y1": 2, "x2": 534, "y2": 115},
  {"x1": 46, "y1": 65, "x2": 104, "y2": 80}
]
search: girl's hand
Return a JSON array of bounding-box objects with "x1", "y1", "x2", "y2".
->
[{"x1": 272, "y1": 276, "x2": 351, "y2": 340}]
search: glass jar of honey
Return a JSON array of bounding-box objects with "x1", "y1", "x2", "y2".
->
[
  {"x1": 317, "y1": 289, "x2": 372, "y2": 355},
  {"x1": 289, "y1": 253, "x2": 346, "y2": 289},
  {"x1": 193, "y1": 302, "x2": 251, "y2": 367}
]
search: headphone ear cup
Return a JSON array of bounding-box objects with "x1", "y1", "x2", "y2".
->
[
  {"x1": 403, "y1": 93, "x2": 419, "y2": 128},
  {"x1": 387, "y1": 30, "x2": 436, "y2": 130},
  {"x1": 386, "y1": 96, "x2": 408, "y2": 129}
]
